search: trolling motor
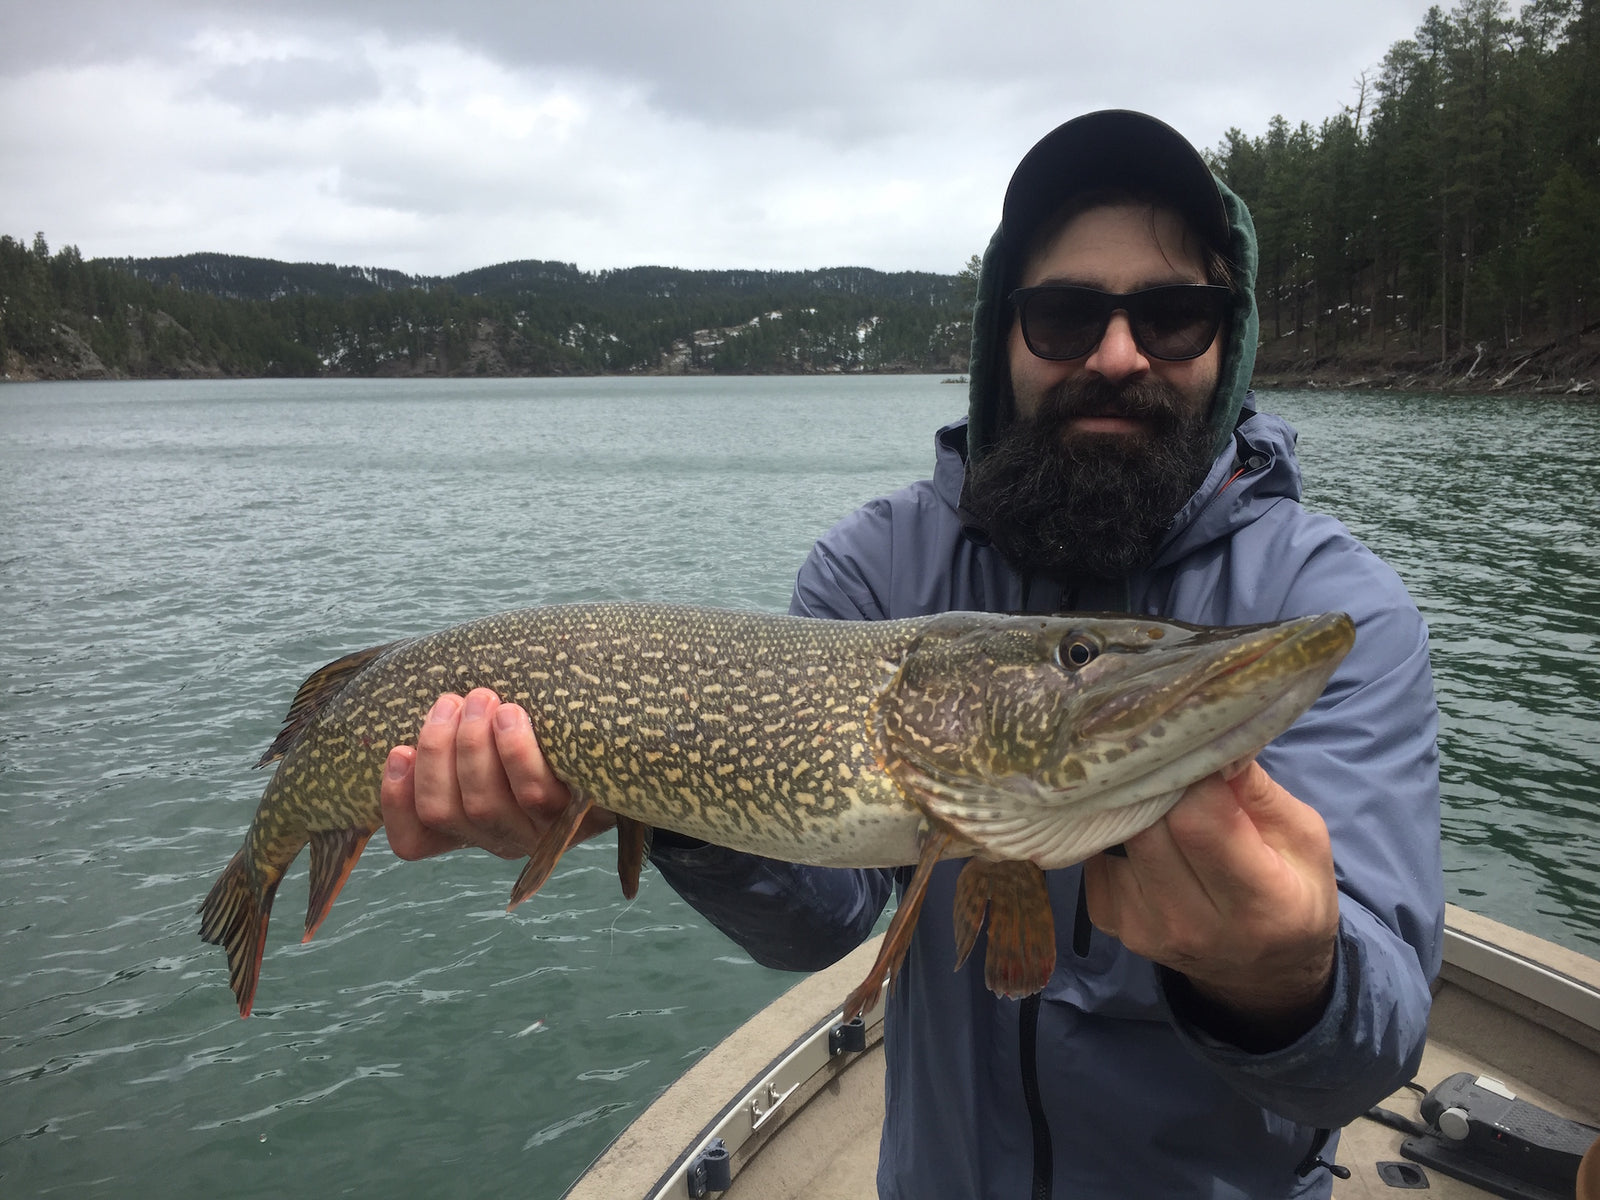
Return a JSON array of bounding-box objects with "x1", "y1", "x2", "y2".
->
[{"x1": 1395, "y1": 1072, "x2": 1599, "y2": 1199}]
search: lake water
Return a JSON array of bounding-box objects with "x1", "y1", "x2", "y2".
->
[{"x1": 2, "y1": 376, "x2": 1596, "y2": 1198}]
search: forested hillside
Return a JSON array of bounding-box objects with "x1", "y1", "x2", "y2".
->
[
  {"x1": 1209, "y1": 0, "x2": 1598, "y2": 388},
  {"x1": 0, "y1": 237, "x2": 973, "y2": 380},
  {"x1": 3, "y1": 0, "x2": 1595, "y2": 387}
]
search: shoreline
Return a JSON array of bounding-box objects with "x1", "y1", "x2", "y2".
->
[
  {"x1": 1251, "y1": 370, "x2": 1596, "y2": 397},
  {"x1": 7, "y1": 369, "x2": 1594, "y2": 397},
  {"x1": 6, "y1": 344, "x2": 1596, "y2": 397},
  {"x1": 1249, "y1": 329, "x2": 1600, "y2": 397}
]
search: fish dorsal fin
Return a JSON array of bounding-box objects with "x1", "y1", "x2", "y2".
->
[{"x1": 255, "y1": 641, "x2": 401, "y2": 767}]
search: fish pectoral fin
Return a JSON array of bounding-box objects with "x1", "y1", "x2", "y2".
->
[
  {"x1": 952, "y1": 859, "x2": 1055, "y2": 999},
  {"x1": 508, "y1": 790, "x2": 596, "y2": 909},
  {"x1": 303, "y1": 827, "x2": 376, "y2": 943},
  {"x1": 841, "y1": 828, "x2": 957, "y2": 1022},
  {"x1": 615, "y1": 815, "x2": 651, "y2": 901}
]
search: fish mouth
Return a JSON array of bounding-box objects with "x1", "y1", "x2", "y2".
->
[{"x1": 1065, "y1": 611, "x2": 1355, "y2": 801}]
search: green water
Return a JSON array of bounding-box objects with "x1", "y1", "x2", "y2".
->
[{"x1": 1, "y1": 376, "x2": 1595, "y2": 1198}]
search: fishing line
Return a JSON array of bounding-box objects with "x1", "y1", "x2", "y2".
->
[{"x1": 604, "y1": 893, "x2": 642, "y2": 957}]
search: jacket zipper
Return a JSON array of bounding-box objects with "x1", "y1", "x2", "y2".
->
[
  {"x1": 1020, "y1": 994, "x2": 1053, "y2": 1199},
  {"x1": 1018, "y1": 584, "x2": 1069, "y2": 1199}
]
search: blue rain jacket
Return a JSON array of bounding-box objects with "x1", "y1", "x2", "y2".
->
[
  {"x1": 650, "y1": 155, "x2": 1442, "y2": 1197},
  {"x1": 651, "y1": 406, "x2": 1443, "y2": 1198}
]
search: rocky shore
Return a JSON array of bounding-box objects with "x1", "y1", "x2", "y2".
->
[{"x1": 1250, "y1": 329, "x2": 1599, "y2": 396}]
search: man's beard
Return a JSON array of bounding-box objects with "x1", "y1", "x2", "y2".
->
[{"x1": 960, "y1": 376, "x2": 1219, "y2": 583}]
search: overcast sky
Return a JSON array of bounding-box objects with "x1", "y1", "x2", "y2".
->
[{"x1": 2, "y1": 1, "x2": 1471, "y2": 276}]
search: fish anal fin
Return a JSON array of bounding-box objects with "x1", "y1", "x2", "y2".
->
[
  {"x1": 256, "y1": 640, "x2": 403, "y2": 768},
  {"x1": 841, "y1": 829, "x2": 957, "y2": 1022},
  {"x1": 958, "y1": 859, "x2": 1055, "y2": 999},
  {"x1": 197, "y1": 847, "x2": 284, "y2": 1018},
  {"x1": 615, "y1": 815, "x2": 650, "y2": 901},
  {"x1": 508, "y1": 791, "x2": 595, "y2": 909},
  {"x1": 302, "y1": 827, "x2": 376, "y2": 943}
]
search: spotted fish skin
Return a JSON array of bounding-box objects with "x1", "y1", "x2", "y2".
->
[
  {"x1": 199, "y1": 602, "x2": 1355, "y2": 1017},
  {"x1": 280, "y1": 603, "x2": 924, "y2": 863}
]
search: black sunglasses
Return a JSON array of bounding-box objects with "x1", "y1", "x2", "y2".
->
[{"x1": 1008, "y1": 284, "x2": 1231, "y2": 362}]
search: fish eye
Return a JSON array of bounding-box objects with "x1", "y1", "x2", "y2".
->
[{"x1": 1056, "y1": 637, "x2": 1099, "y2": 668}]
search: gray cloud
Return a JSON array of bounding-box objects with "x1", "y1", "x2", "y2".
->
[
  {"x1": 0, "y1": 0, "x2": 1479, "y2": 274},
  {"x1": 196, "y1": 54, "x2": 385, "y2": 118},
  {"x1": 3, "y1": 0, "x2": 1446, "y2": 136}
]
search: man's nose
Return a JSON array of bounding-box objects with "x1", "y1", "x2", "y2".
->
[{"x1": 1082, "y1": 312, "x2": 1149, "y2": 380}]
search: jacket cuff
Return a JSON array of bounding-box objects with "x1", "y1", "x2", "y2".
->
[{"x1": 1160, "y1": 921, "x2": 1355, "y2": 1067}]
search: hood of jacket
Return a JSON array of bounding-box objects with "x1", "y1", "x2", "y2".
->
[{"x1": 964, "y1": 174, "x2": 1261, "y2": 465}]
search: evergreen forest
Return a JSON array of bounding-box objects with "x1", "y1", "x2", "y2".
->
[
  {"x1": 2, "y1": 0, "x2": 1596, "y2": 387},
  {"x1": 1208, "y1": 0, "x2": 1599, "y2": 386}
]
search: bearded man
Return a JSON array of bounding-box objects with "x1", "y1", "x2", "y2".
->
[{"x1": 382, "y1": 111, "x2": 1443, "y2": 1198}]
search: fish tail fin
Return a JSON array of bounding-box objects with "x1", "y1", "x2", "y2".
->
[
  {"x1": 198, "y1": 847, "x2": 282, "y2": 1018},
  {"x1": 508, "y1": 792, "x2": 595, "y2": 909},
  {"x1": 303, "y1": 827, "x2": 376, "y2": 943}
]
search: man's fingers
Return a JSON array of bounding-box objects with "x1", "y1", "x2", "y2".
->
[
  {"x1": 451, "y1": 689, "x2": 550, "y2": 859},
  {"x1": 1080, "y1": 852, "x2": 1122, "y2": 936},
  {"x1": 1166, "y1": 766, "x2": 1330, "y2": 908},
  {"x1": 411, "y1": 693, "x2": 465, "y2": 830},
  {"x1": 1085, "y1": 813, "x2": 1211, "y2": 952},
  {"x1": 380, "y1": 745, "x2": 462, "y2": 860},
  {"x1": 493, "y1": 702, "x2": 617, "y2": 846},
  {"x1": 1223, "y1": 761, "x2": 1330, "y2": 856},
  {"x1": 400, "y1": 691, "x2": 526, "y2": 860},
  {"x1": 1084, "y1": 766, "x2": 1340, "y2": 1017},
  {"x1": 1085, "y1": 776, "x2": 1262, "y2": 958},
  {"x1": 383, "y1": 689, "x2": 613, "y2": 863},
  {"x1": 492, "y1": 702, "x2": 570, "y2": 819}
]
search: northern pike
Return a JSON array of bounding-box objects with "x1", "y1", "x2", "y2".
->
[{"x1": 199, "y1": 603, "x2": 1355, "y2": 1019}]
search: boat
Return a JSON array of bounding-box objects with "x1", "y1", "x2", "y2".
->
[{"x1": 563, "y1": 904, "x2": 1599, "y2": 1199}]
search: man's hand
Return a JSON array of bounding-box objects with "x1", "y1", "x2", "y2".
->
[
  {"x1": 380, "y1": 688, "x2": 615, "y2": 861},
  {"x1": 1081, "y1": 760, "x2": 1340, "y2": 1049}
]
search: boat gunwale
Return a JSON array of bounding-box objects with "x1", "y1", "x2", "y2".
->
[
  {"x1": 563, "y1": 904, "x2": 1599, "y2": 1199},
  {"x1": 1440, "y1": 904, "x2": 1600, "y2": 1055},
  {"x1": 638, "y1": 993, "x2": 887, "y2": 1200}
]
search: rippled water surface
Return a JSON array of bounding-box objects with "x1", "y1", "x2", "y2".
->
[{"x1": 2, "y1": 377, "x2": 1596, "y2": 1198}]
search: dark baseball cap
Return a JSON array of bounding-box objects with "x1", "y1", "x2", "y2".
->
[{"x1": 1001, "y1": 110, "x2": 1229, "y2": 254}]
